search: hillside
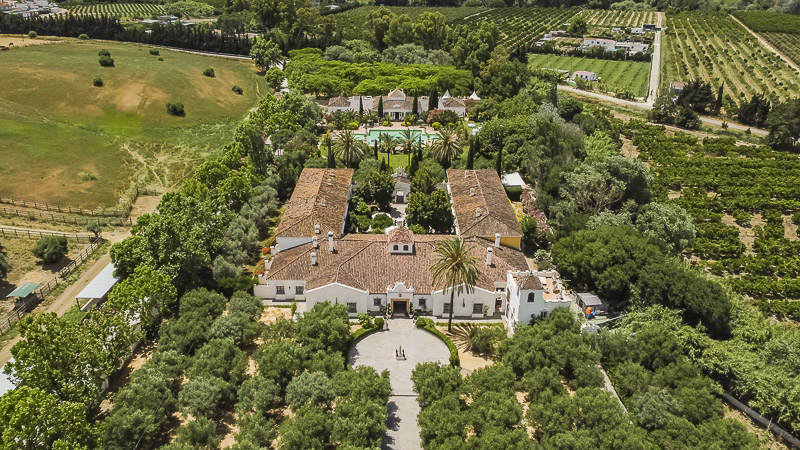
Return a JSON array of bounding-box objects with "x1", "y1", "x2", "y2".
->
[{"x1": 0, "y1": 39, "x2": 267, "y2": 207}]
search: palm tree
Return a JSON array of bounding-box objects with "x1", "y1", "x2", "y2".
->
[
  {"x1": 334, "y1": 130, "x2": 367, "y2": 168},
  {"x1": 431, "y1": 237, "x2": 479, "y2": 333},
  {"x1": 429, "y1": 125, "x2": 463, "y2": 168},
  {"x1": 398, "y1": 129, "x2": 416, "y2": 158},
  {"x1": 378, "y1": 133, "x2": 399, "y2": 156}
]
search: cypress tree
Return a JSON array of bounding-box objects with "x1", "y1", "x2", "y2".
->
[
  {"x1": 495, "y1": 144, "x2": 502, "y2": 176},
  {"x1": 466, "y1": 135, "x2": 476, "y2": 170},
  {"x1": 380, "y1": 157, "x2": 388, "y2": 172},
  {"x1": 358, "y1": 96, "x2": 364, "y2": 116},
  {"x1": 326, "y1": 136, "x2": 335, "y2": 168},
  {"x1": 409, "y1": 145, "x2": 418, "y2": 177},
  {"x1": 412, "y1": 93, "x2": 419, "y2": 116},
  {"x1": 429, "y1": 88, "x2": 438, "y2": 111},
  {"x1": 377, "y1": 96, "x2": 384, "y2": 118},
  {"x1": 714, "y1": 82, "x2": 724, "y2": 114},
  {"x1": 374, "y1": 141, "x2": 379, "y2": 160}
]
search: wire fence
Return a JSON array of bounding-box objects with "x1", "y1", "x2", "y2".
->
[
  {"x1": 0, "y1": 206, "x2": 132, "y2": 226},
  {"x1": 0, "y1": 227, "x2": 96, "y2": 242},
  {"x1": 0, "y1": 238, "x2": 105, "y2": 336}
]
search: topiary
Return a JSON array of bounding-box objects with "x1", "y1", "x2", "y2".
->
[
  {"x1": 98, "y1": 49, "x2": 110, "y2": 57},
  {"x1": 149, "y1": 48, "x2": 160, "y2": 56},
  {"x1": 92, "y1": 77, "x2": 103, "y2": 87},
  {"x1": 27, "y1": 30, "x2": 37, "y2": 39},
  {"x1": 166, "y1": 102, "x2": 185, "y2": 116},
  {"x1": 77, "y1": 33, "x2": 89, "y2": 40},
  {"x1": 203, "y1": 67, "x2": 215, "y2": 77},
  {"x1": 98, "y1": 55, "x2": 114, "y2": 67},
  {"x1": 231, "y1": 85, "x2": 243, "y2": 95},
  {"x1": 374, "y1": 316, "x2": 385, "y2": 329}
]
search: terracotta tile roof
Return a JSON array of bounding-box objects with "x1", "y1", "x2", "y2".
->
[
  {"x1": 328, "y1": 96, "x2": 351, "y2": 107},
  {"x1": 447, "y1": 170, "x2": 523, "y2": 238},
  {"x1": 514, "y1": 272, "x2": 542, "y2": 290},
  {"x1": 275, "y1": 168, "x2": 354, "y2": 239},
  {"x1": 441, "y1": 97, "x2": 465, "y2": 108},
  {"x1": 387, "y1": 226, "x2": 413, "y2": 243},
  {"x1": 266, "y1": 235, "x2": 526, "y2": 293}
]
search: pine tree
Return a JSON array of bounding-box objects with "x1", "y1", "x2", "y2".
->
[
  {"x1": 495, "y1": 144, "x2": 503, "y2": 176},
  {"x1": 429, "y1": 88, "x2": 438, "y2": 111},
  {"x1": 466, "y1": 135, "x2": 476, "y2": 170},
  {"x1": 377, "y1": 96, "x2": 384, "y2": 118}
]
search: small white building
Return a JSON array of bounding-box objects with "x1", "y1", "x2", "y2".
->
[
  {"x1": 392, "y1": 166, "x2": 411, "y2": 203},
  {"x1": 630, "y1": 27, "x2": 644, "y2": 35},
  {"x1": 583, "y1": 37, "x2": 616, "y2": 51},
  {"x1": 505, "y1": 270, "x2": 571, "y2": 329},
  {"x1": 616, "y1": 41, "x2": 649, "y2": 54},
  {"x1": 76, "y1": 263, "x2": 120, "y2": 311},
  {"x1": 572, "y1": 71, "x2": 597, "y2": 82}
]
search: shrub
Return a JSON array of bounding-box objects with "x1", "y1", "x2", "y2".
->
[
  {"x1": 149, "y1": 48, "x2": 160, "y2": 56},
  {"x1": 285, "y1": 371, "x2": 335, "y2": 411},
  {"x1": 416, "y1": 318, "x2": 459, "y2": 366},
  {"x1": 157, "y1": 57, "x2": 164, "y2": 61},
  {"x1": 92, "y1": 77, "x2": 103, "y2": 87},
  {"x1": 98, "y1": 55, "x2": 114, "y2": 67},
  {"x1": 166, "y1": 102, "x2": 185, "y2": 116},
  {"x1": 374, "y1": 317, "x2": 384, "y2": 329},
  {"x1": 468, "y1": 326, "x2": 505, "y2": 356},
  {"x1": 231, "y1": 85, "x2": 243, "y2": 95},
  {"x1": 347, "y1": 121, "x2": 359, "y2": 130},
  {"x1": 357, "y1": 313, "x2": 373, "y2": 330},
  {"x1": 792, "y1": 211, "x2": 800, "y2": 225},
  {"x1": 77, "y1": 33, "x2": 89, "y2": 40},
  {"x1": 98, "y1": 49, "x2": 110, "y2": 57},
  {"x1": 203, "y1": 67, "x2": 215, "y2": 77},
  {"x1": 27, "y1": 30, "x2": 36, "y2": 39},
  {"x1": 32, "y1": 236, "x2": 68, "y2": 263}
]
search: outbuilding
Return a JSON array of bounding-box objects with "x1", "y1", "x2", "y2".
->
[
  {"x1": 576, "y1": 292, "x2": 609, "y2": 315},
  {"x1": 75, "y1": 263, "x2": 120, "y2": 311}
]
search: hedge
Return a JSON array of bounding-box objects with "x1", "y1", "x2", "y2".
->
[{"x1": 416, "y1": 318, "x2": 459, "y2": 367}]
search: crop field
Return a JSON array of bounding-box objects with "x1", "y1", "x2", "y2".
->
[
  {"x1": 627, "y1": 122, "x2": 800, "y2": 300},
  {"x1": 583, "y1": 9, "x2": 658, "y2": 27},
  {"x1": 66, "y1": 3, "x2": 165, "y2": 17},
  {"x1": 732, "y1": 11, "x2": 800, "y2": 67},
  {"x1": 528, "y1": 54, "x2": 650, "y2": 97},
  {"x1": 455, "y1": 7, "x2": 581, "y2": 52},
  {"x1": 0, "y1": 41, "x2": 266, "y2": 207},
  {"x1": 662, "y1": 12, "x2": 800, "y2": 104},
  {"x1": 333, "y1": 6, "x2": 487, "y2": 40}
]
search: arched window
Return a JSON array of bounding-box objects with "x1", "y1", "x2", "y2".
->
[{"x1": 527, "y1": 292, "x2": 535, "y2": 303}]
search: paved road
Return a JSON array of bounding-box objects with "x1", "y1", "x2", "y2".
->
[{"x1": 349, "y1": 318, "x2": 449, "y2": 450}]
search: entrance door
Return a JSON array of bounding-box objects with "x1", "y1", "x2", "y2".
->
[
  {"x1": 495, "y1": 298, "x2": 503, "y2": 312},
  {"x1": 391, "y1": 299, "x2": 408, "y2": 317}
]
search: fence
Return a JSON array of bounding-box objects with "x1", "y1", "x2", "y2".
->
[
  {"x1": 0, "y1": 227, "x2": 96, "y2": 242},
  {"x1": 0, "y1": 197, "x2": 126, "y2": 217},
  {"x1": 719, "y1": 392, "x2": 800, "y2": 448},
  {"x1": 0, "y1": 238, "x2": 105, "y2": 336},
  {"x1": 0, "y1": 206, "x2": 132, "y2": 226}
]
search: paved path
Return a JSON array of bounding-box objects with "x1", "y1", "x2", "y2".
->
[
  {"x1": 645, "y1": 12, "x2": 664, "y2": 105},
  {"x1": 349, "y1": 318, "x2": 449, "y2": 450}
]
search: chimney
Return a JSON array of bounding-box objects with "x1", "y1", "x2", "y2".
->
[
  {"x1": 328, "y1": 231, "x2": 334, "y2": 252},
  {"x1": 310, "y1": 252, "x2": 317, "y2": 266},
  {"x1": 312, "y1": 236, "x2": 319, "y2": 248},
  {"x1": 315, "y1": 224, "x2": 321, "y2": 234},
  {"x1": 469, "y1": 188, "x2": 475, "y2": 196},
  {"x1": 494, "y1": 233, "x2": 501, "y2": 247},
  {"x1": 475, "y1": 208, "x2": 482, "y2": 218},
  {"x1": 486, "y1": 247, "x2": 493, "y2": 266}
]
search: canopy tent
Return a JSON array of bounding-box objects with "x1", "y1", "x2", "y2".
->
[{"x1": 6, "y1": 283, "x2": 38, "y2": 299}]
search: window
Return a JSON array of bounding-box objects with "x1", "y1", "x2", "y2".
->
[
  {"x1": 295, "y1": 286, "x2": 304, "y2": 295},
  {"x1": 374, "y1": 297, "x2": 382, "y2": 306},
  {"x1": 347, "y1": 303, "x2": 357, "y2": 313},
  {"x1": 418, "y1": 298, "x2": 427, "y2": 307},
  {"x1": 443, "y1": 303, "x2": 451, "y2": 313},
  {"x1": 473, "y1": 303, "x2": 483, "y2": 314},
  {"x1": 403, "y1": 245, "x2": 408, "y2": 251},
  {"x1": 540, "y1": 310, "x2": 548, "y2": 318},
  {"x1": 276, "y1": 285, "x2": 285, "y2": 295},
  {"x1": 393, "y1": 245, "x2": 398, "y2": 251},
  {"x1": 527, "y1": 292, "x2": 535, "y2": 303}
]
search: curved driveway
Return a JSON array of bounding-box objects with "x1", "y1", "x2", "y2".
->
[{"x1": 349, "y1": 318, "x2": 449, "y2": 450}]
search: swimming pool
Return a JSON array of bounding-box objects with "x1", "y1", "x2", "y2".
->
[{"x1": 353, "y1": 128, "x2": 439, "y2": 145}]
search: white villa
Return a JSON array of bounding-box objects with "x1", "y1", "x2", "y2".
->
[
  {"x1": 255, "y1": 168, "x2": 570, "y2": 328},
  {"x1": 583, "y1": 37, "x2": 617, "y2": 51},
  {"x1": 327, "y1": 88, "x2": 467, "y2": 121}
]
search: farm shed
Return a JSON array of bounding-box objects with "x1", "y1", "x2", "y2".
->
[
  {"x1": 76, "y1": 263, "x2": 120, "y2": 311},
  {"x1": 6, "y1": 283, "x2": 38, "y2": 300},
  {"x1": 572, "y1": 71, "x2": 598, "y2": 81},
  {"x1": 577, "y1": 292, "x2": 609, "y2": 315}
]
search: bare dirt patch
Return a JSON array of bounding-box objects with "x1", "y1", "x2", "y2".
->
[
  {"x1": 99, "y1": 340, "x2": 156, "y2": 414},
  {"x1": 723, "y1": 404, "x2": 790, "y2": 449},
  {"x1": 437, "y1": 324, "x2": 495, "y2": 373},
  {"x1": 259, "y1": 306, "x2": 292, "y2": 325},
  {"x1": 620, "y1": 137, "x2": 639, "y2": 158},
  {"x1": 722, "y1": 213, "x2": 764, "y2": 253},
  {"x1": 0, "y1": 35, "x2": 62, "y2": 48},
  {"x1": 668, "y1": 190, "x2": 681, "y2": 199},
  {"x1": 783, "y1": 214, "x2": 797, "y2": 241}
]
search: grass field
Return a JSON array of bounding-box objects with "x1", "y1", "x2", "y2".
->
[
  {"x1": 333, "y1": 6, "x2": 487, "y2": 40},
  {"x1": 662, "y1": 12, "x2": 800, "y2": 104},
  {"x1": 0, "y1": 39, "x2": 266, "y2": 207},
  {"x1": 528, "y1": 54, "x2": 650, "y2": 97}
]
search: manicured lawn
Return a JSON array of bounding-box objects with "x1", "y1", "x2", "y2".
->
[
  {"x1": 528, "y1": 54, "x2": 651, "y2": 97},
  {"x1": 0, "y1": 39, "x2": 267, "y2": 206}
]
